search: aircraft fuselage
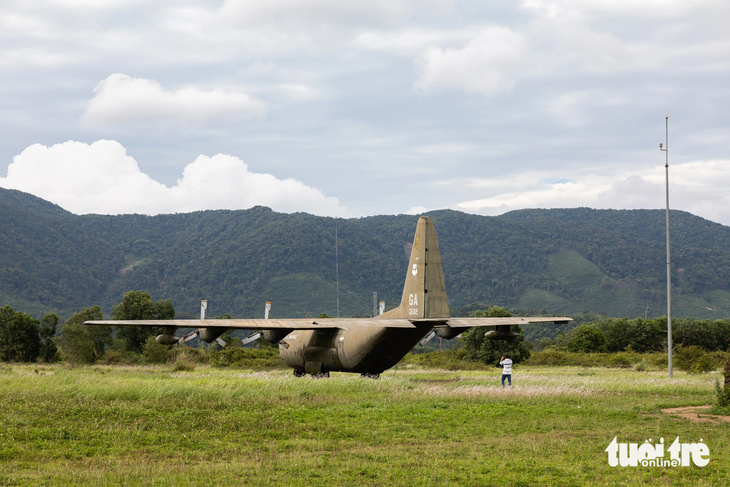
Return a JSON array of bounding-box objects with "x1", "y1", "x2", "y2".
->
[{"x1": 279, "y1": 323, "x2": 433, "y2": 375}]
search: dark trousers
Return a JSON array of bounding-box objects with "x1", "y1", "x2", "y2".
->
[{"x1": 501, "y1": 374, "x2": 511, "y2": 387}]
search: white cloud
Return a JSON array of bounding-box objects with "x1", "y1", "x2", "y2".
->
[
  {"x1": 450, "y1": 160, "x2": 730, "y2": 225},
  {"x1": 0, "y1": 140, "x2": 348, "y2": 217},
  {"x1": 82, "y1": 74, "x2": 266, "y2": 127},
  {"x1": 415, "y1": 2, "x2": 700, "y2": 97},
  {"x1": 2, "y1": 1, "x2": 730, "y2": 223},
  {"x1": 415, "y1": 26, "x2": 527, "y2": 95},
  {"x1": 48, "y1": 0, "x2": 143, "y2": 7},
  {"x1": 413, "y1": 17, "x2": 637, "y2": 96},
  {"x1": 216, "y1": 0, "x2": 454, "y2": 28},
  {"x1": 405, "y1": 205, "x2": 428, "y2": 215},
  {"x1": 352, "y1": 28, "x2": 473, "y2": 54}
]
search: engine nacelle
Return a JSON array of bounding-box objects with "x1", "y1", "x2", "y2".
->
[
  {"x1": 198, "y1": 327, "x2": 227, "y2": 343},
  {"x1": 484, "y1": 325, "x2": 519, "y2": 340},
  {"x1": 263, "y1": 329, "x2": 292, "y2": 343},
  {"x1": 156, "y1": 326, "x2": 179, "y2": 345},
  {"x1": 435, "y1": 325, "x2": 461, "y2": 340},
  {"x1": 156, "y1": 334, "x2": 179, "y2": 345}
]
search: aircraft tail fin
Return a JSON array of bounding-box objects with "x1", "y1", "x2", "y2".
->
[{"x1": 379, "y1": 216, "x2": 449, "y2": 320}]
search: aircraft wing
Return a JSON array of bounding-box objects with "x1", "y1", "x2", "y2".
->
[
  {"x1": 84, "y1": 318, "x2": 418, "y2": 329},
  {"x1": 437, "y1": 317, "x2": 572, "y2": 328},
  {"x1": 86, "y1": 317, "x2": 570, "y2": 329}
]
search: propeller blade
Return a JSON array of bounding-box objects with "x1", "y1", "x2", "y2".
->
[
  {"x1": 180, "y1": 330, "x2": 199, "y2": 344},
  {"x1": 241, "y1": 332, "x2": 262, "y2": 346},
  {"x1": 419, "y1": 330, "x2": 437, "y2": 347},
  {"x1": 215, "y1": 337, "x2": 227, "y2": 348}
]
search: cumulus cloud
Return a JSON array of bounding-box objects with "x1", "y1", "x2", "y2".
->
[
  {"x1": 405, "y1": 205, "x2": 428, "y2": 215},
  {"x1": 0, "y1": 140, "x2": 348, "y2": 217},
  {"x1": 416, "y1": 26, "x2": 527, "y2": 95},
  {"x1": 450, "y1": 160, "x2": 730, "y2": 225},
  {"x1": 2, "y1": 0, "x2": 730, "y2": 223},
  {"x1": 83, "y1": 74, "x2": 266, "y2": 127},
  {"x1": 217, "y1": 0, "x2": 454, "y2": 28},
  {"x1": 413, "y1": 5, "x2": 639, "y2": 96}
]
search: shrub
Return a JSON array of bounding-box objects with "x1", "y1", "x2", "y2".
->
[
  {"x1": 609, "y1": 352, "x2": 639, "y2": 368},
  {"x1": 209, "y1": 347, "x2": 285, "y2": 369},
  {"x1": 101, "y1": 350, "x2": 142, "y2": 365},
  {"x1": 692, "y1": 351, "x2": 727, "y2": 374},
  {"x1": 647, "y1": 353, "x2": 668, "y2": 368},
  {"x1": 397, "y1": 350, "x2": 490, "y2": 371},
  {"x1": 169, "y1": 346, "x2": 209, "y2": 365},
  {"x1": 525, "y1": 349, "x2": 568, "y2": 366},
  {"x1": 526, "y1": 350, "x2": 668, "y2": 369},
  {"x1": 143, "y1": 336, "x2": 171, "y2": 364},
  {"x1": 713, "y1": 359, "x2": 730, "y2": 415},
  {"x1": 674, "y1": 345, "x2": 706, "y2": 373},
  {"x1": 102, "y1": 350, "x2": 124, "y2": 365}
]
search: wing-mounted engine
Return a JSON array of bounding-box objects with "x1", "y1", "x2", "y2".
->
[
  {"x1": 155, "y1": 301, "x2": 230, "y2": 346},
  {"x1": 198, "y1": 327, "x2": 228, "y2": 342},
  {"x1": 484, "y1": 325, "x2": 519, "y2": 340},
  {"x1": 156, "y1": 326, "x2": 180, "y2": 345},
  {"x1": 263, "y1": 329, "x2": 292, "y2": 343},
  {"x1": 435, "y1": 325, "x2": 461, "y2": 340}
]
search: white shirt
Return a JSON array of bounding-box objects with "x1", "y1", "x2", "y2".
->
[{"x1": 500, "y1": 358, "x2": 513, "y2": 375}]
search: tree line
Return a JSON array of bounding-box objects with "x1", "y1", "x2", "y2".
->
[
  {"x1": 2, "y1": 291, "x2": 730, "y2": 369},
  {"x1": 547, "y1": 317, "x2": 730, "y2": 354},
  {"x1": 0, "y1": 291, "x2": 174, "y2": 364}
]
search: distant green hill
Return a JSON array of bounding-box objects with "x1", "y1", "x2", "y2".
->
[{"x1": 2, "y1": 188, "x2": 730, "y2": 322}]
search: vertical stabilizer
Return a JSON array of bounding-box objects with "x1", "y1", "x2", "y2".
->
[{"x1": 378, "y1": 216, "x2": 449, "y2": 319}]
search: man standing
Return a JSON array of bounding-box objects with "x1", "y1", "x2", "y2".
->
[{"x1": 500, "y1": 355, "x2": 512, "y2": 387}]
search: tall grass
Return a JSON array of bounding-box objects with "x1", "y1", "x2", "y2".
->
[{"x1": 0, "y1": 365, "x2": 727, "y2": 486}]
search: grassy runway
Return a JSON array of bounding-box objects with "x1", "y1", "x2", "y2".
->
[{"x1": 0, "y1": 364, "x2": 727, "y2": 486}]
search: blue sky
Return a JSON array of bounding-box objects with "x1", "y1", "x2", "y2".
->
[{"x1": 1, "y1": 1, "x2": 729, "y2": 223}]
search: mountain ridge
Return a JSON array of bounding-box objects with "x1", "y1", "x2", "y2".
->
[{"x1": 2, "y1": 187, "x2": 729, "y2": 322}]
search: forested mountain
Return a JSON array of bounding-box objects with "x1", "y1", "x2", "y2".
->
[{"x1": 2, "y1": 187, "x2": 730, "y2": 321}]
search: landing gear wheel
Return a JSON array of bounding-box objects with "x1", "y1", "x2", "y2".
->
[
  {"x1": 293, "y1": 368, "x2": 306, "y2": 378},
  {"x1": 361, "y1": 372, "x2": 380, "y2": 379},
  {"x1": 312, "y1": 371, "x2": 330, "y2": 379}
]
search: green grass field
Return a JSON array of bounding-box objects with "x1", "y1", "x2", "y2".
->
[{"x1": 1, "y1": 364, "x2": 727, "y2": 486}]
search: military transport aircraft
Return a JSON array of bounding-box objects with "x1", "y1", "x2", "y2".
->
[{"x1": 86, "y1": 216, "x2": 571, "y2": 378}]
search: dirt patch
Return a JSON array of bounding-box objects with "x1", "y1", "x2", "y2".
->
[{"x1": 661, "y1": 405, "x2": 730, "y2": 424}]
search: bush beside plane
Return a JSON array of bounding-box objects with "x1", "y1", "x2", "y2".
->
[{"x1": 86, "y1": 216, "x2": 571, "y2": 377}]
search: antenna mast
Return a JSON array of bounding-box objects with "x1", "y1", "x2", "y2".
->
[
  {"x1": 660, "y1": 116, "x2": 672, "y2": 378},
  {"x1": 336, "y1": 221, "x2": 340, "y2": 318}
]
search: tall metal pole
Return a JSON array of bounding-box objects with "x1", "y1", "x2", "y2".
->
[
  {"x1": 660, "y1": 116, "x2": 672, "y2": 378},
  {"x1": 335, "y1": 222, "x2": 340, "y2": 318}
]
